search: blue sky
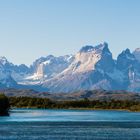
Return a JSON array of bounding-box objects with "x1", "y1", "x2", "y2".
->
[{"x1": 0, "y1": 0, "x2": 140, "y2": 65}]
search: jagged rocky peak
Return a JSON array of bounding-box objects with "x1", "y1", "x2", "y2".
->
[
  {"x1": 33, "y1": 55, "x2": 54, "y2": 65},
  {"x1": 122, "y1": 49, "x2": 135, "y2": 59},
  {"x1": 101, "y1": 42, "x2": 111, "y2": 53},
  {"x1": 79, "y1": 45, "x2": 94, "y2": 53},
  {"x1": 14, "y1": 64, "x2": 30, "y2": 74},
  {"x1": 94, "y1": 42, "x2": 108, "y2": 50},
  {"x1": 0, "y1": 56, "x2": 30, "y2": 73},
  {"x1": 31, "y1": 55, "x2": 54, "y2": 72},
  {"x1": 66, "y1": 42, "x2": 112, "y2": 73},
  {"x1": 79, "y1": 42, "x2": 109, "y2": 53},
  {"x1": 118, "y1": 48, "x2": 135, "y2": 60},
  {"x1": 79, "y1": 42, "x2": 110, "y2": 54},
  {"x1": 133, "y1": 48, "x2": 140, "y2": 62},
  {"x1": 133, "y1": 48, "x2": 140, "y2": 52},
  {"x1": 0, "y1": 56, "x2": 7, "y2": 61},
  {"x1": 95, "y1": 43, "x2": 115, "y2": 72},
  {"x1": 117, "y1": 48, "x2": 136, "y2": 71},
  {"x1": 0, "y1": 57, "x2": 15, "y2": 71},
  {"x1": 0, "y1": 56, "x2": 9, "y2": 65},
  {"x1": 29, "y1": 54, "x2": 74, "y2": 80},
  {"x1": 123, "y1": 48, "x2": 130, "y2": 53},
  {"x1": 32, "y1": 54, "x2": 73, "y2": 68}
]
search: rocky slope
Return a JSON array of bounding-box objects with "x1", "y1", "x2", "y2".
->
[{"x1": 2, "y1": 88, "x2": 140, "y2": 101}]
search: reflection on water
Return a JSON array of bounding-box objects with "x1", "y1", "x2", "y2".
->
[{"x1": 0, "y1": 109, "x2": 140, "y2": 140}]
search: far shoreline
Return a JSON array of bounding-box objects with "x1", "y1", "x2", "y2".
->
[
  {"x1": 8, "y1": 96, "x2": 140, "y2": 113},
  {"x1": 9, "y1": 107, "x2": 140, "y2": 112}
]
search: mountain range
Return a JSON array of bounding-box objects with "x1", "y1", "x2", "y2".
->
[{"x1": 1, "y1": 42, "x2": 140, "y2": 93}]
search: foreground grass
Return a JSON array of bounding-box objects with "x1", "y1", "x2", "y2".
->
[{"x1": 9, "y1": 96, "x2": 140, "y2": 112}]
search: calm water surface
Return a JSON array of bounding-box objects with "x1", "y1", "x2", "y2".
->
[{"x1": 0, "y1": 109, "x2": 140, "y2": 140}]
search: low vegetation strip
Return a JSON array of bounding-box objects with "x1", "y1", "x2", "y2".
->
[
  {"x1": 0, "y1": 91, "x2": 140, "y2": 116},
  {"x1": 9, "y1": 97, "x2": 140, "y2": 112}
]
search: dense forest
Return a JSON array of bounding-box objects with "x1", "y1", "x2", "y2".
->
[
  {"x1": 9, "y1": 96, "x2": 140, "y2": 111},
  {"x1": 0, "y1": 94, "x2": 10, "y2": 116}
]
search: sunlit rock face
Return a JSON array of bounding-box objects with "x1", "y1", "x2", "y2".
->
[{"x1": 42, "y1": 42, "x2": 119, "y2": 93}]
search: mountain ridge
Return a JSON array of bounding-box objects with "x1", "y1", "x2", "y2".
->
[{"x1": 1, "y1": 42, "x2": 140, "y2": 93}]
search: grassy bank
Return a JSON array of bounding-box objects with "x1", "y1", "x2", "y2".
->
[{"x1": 9, "y1": 96, "x2": 140, "y2": 112}]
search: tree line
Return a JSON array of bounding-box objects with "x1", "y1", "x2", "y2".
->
[
  {"x1": 9, "y1": 96, "x2": 140, "y2": 111},
  {"x1": 0, "y1": 94, "x2": 140, "y2": 116}
]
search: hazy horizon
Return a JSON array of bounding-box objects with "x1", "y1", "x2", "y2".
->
[{"x1": 0, "y1": 0, "x2": 140, "y2": 65}]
